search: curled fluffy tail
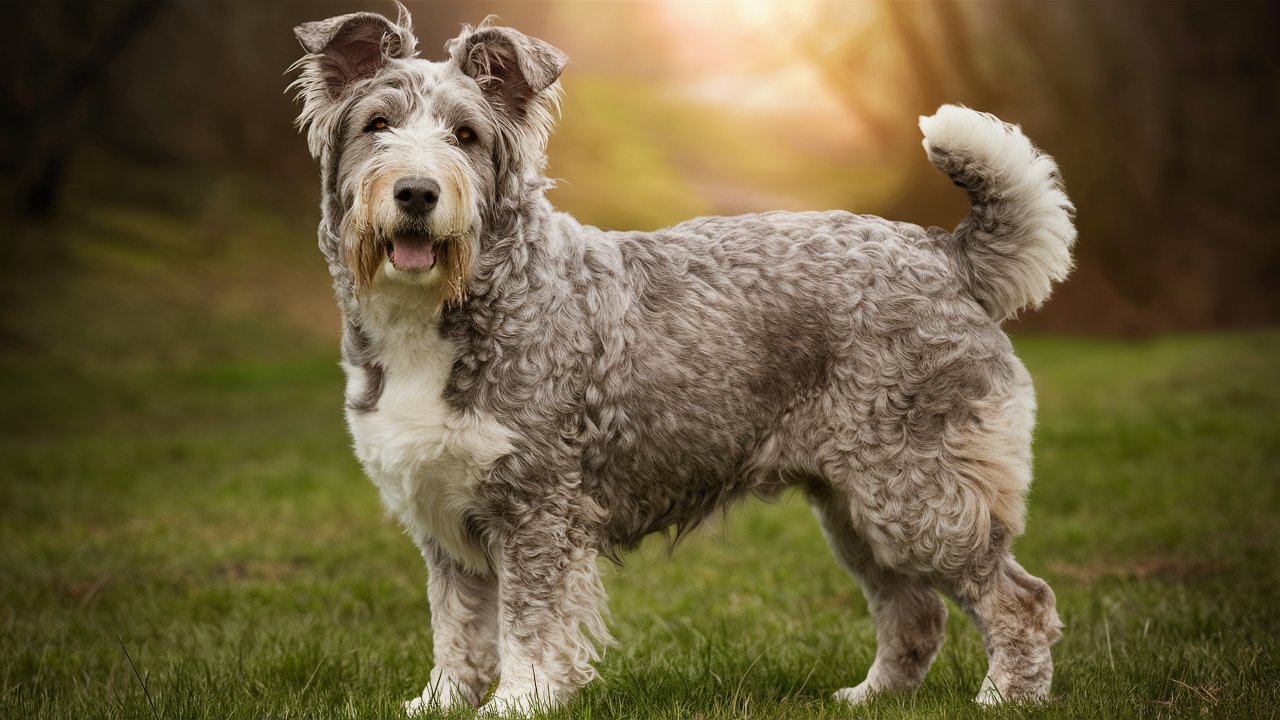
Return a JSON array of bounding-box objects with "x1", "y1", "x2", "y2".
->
[{"x1": 919, "y1": 105, "x2": 1076, "y2": 321}]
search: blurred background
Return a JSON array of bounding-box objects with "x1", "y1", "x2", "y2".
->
[{"x1": 3, "y1": 0, "x2": 1278, "y2": 363}]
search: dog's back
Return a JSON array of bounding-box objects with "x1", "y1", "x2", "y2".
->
[{"x1": 570, "y1": 209, "x2": 1006, "y2": 548}]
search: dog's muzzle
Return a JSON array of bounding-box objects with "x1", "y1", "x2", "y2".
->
[{"x1": 389, "y1": 176, "x2": 441, "y2": 272}]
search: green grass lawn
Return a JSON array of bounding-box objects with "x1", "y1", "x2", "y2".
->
[{"x1": 2, "y1": 327, "x2": 1278, "y2": 718}]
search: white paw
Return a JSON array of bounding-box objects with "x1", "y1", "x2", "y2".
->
[
  {"x1": 403, "y1": 680, "x2": 473, "y2": 717},
  {"x1": 832, "y1": 680, "x2": 878, "y2": 706},
  {"x1": 478, "y1": 687, "x2": 557, "y2": 717},
  {"x1": 403, "y1": 695, "x2": 432, "y2": 717},
  {"x1": 974, "y1": 676, "x2": 1004, "y2": 705}
]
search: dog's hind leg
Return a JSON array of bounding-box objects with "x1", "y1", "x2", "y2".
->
[
  {"x1": 810, "y1": 487, "x2": 948, "y2": 705},
  {"x1": 924, "y1": 377, "x2": 1062, "y2": 704},
  {"x1": 406, "y1": 540, "x2": 499, "y2": 715},
  {"x1": 942, "y1": 554, "x2": 1062, "y2": 704}
]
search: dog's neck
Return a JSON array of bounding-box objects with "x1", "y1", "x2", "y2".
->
[{"x1": 436, "y1": 190, "x2": 584, "y2": 416}]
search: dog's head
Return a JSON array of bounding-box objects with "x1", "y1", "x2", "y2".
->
[{"x1": 290, "y1": 4, "x2": 566, "y2": 306}]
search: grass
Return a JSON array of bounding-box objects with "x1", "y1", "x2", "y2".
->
[
  {"x1": 3, "y1": 328, "x2": 1277, "y2": 719},
  {"x1": 1, "y1": 181, "x2": 1278, "y2": 718}
]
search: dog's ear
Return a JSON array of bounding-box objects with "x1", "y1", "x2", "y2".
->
[
  {"x1": 447, "y1": 16, "x2": 567, "y2": 119},
  {"x1": 293, "y1": 3, "x2": 417, "y2": 100}
]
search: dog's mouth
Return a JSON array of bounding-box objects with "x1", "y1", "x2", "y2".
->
[{"x1": 387, "y1": 231, "x2": 439, "y2": 272}]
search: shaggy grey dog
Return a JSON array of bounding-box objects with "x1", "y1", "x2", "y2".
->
[{"x1": 290, "y1": 5, "x2": 1073, "y2": 716}]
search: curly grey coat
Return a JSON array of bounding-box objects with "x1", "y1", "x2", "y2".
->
[{"x1": 290, "y1": 6, "x2": 1073, "y2": 715}]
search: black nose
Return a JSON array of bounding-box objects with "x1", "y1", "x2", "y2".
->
[{"x1": 393, "y1": 177, "x2": 440, "y2": 216}]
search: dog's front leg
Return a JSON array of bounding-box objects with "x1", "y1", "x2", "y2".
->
[
  {"x1": 405, "y1": 540, "x2": 498, "y2": 715},
  {"x1": 481, "y1": 502, "x2": 611, "y2": 716}
]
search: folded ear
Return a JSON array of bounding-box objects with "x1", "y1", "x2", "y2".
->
[
  {"x1": 293, "y1": 3, "x2": 417, "y2": 100},
  {"x1": 447, "y1": 16, "x2": 567, "y2": 119}
]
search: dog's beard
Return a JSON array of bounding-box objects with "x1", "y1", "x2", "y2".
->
[{"x1": 344, "y1": 224, "x2": 474, "y2": 306}]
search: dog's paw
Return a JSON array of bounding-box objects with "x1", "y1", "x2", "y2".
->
[
  {"x1": 832, "y1": 680, "x2": 878, "y2": 706},
  {"x1": 973, "y1": 676, "x2": 1004, "y2": 706},
  {"x1": 404, "y1": 681, "x2": 474, "y2": 717},
  {"x1": 403, "y1": 695, "x2": 433, "y2": 717},
  {"x1": 477, "y1": 694, "x2": 536, "y2": 718},
  {"x1": 478, "y1": 687, "x2": 557, "y2": 718}
]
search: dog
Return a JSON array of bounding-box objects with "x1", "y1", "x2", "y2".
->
[{"x1": 290, "y1": 5, "x2": 1072, "y2": 715}]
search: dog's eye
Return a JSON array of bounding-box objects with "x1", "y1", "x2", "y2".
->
[
  {"x1": 364, "y1": 116, "x2": 390, "y2": 133},
  {"x1": 455, "y1": 126, "x2": 477, "y2": 145}
]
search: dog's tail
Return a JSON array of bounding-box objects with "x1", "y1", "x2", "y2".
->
[{"x1": 919, "y1": 105, "x2": 1076, "y2": 322}]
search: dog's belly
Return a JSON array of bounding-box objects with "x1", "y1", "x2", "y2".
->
[{"x1": 344, "y1": 339, "x2": 513, "y2": 574}]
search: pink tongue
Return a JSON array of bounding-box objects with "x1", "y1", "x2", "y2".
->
[{"x1": 391, "y1": 236, "x2": 435, "y2": 270}]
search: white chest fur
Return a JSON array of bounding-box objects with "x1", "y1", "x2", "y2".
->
[{"x1": 343, "y1": 310, "x2": 513, "y2": 575}]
